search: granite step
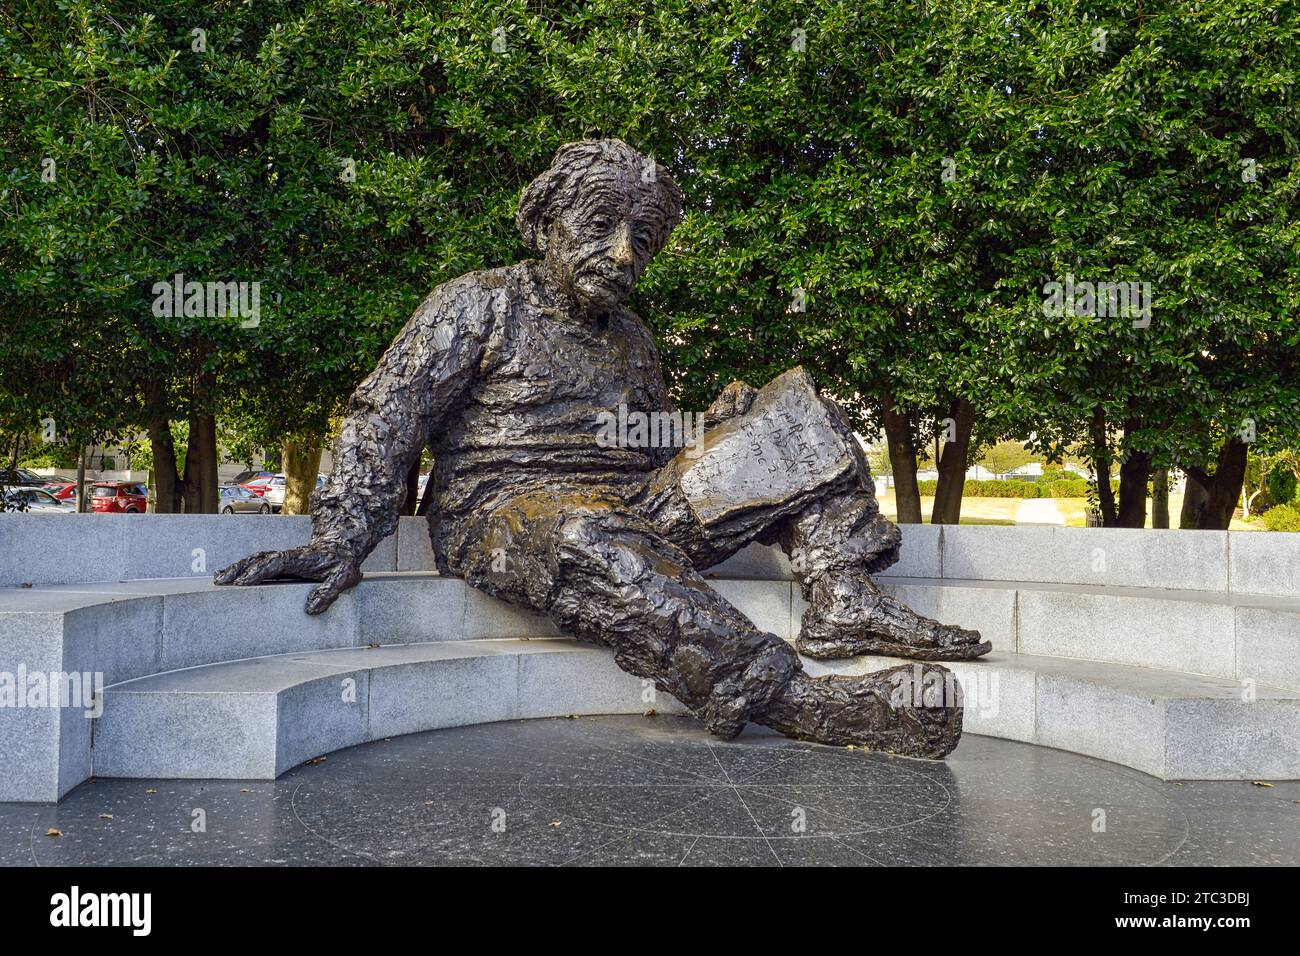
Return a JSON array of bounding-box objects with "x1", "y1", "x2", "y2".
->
[
  {"x1": 92, "y1": 640, "x2": 1300, "y2": 783},
  {"x1": 92, "y1": 639, "x2": 683, "y2": 780}
]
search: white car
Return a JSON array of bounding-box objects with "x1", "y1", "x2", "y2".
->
[
  {"x1": 3, "y1": 487, "x2": 76, "y2": 513},
  {"x1": 260, "y1": 475, "x2": 288, "y2": 511},
  {"x1": 254, "y1": 474, "x2": 327, "y2": 513}
]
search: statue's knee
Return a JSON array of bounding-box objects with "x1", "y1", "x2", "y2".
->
[
  {"x1": 552, "y1": 510, "x2": 635, "y2": 579},
  {"x1": 555, "y1": 509, "x2": 693, "y2": 578},
  {"x1": 555, "y1": 511, "x2": 603, "y2": 550}
]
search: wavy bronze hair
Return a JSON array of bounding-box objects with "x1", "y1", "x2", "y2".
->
[{"x1": 516, "y1": 139, "x2": 684, "y2": 255}]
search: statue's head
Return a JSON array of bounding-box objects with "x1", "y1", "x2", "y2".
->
[{"x1": 517, "y1": 139, "x2": 683, "y2": 313}]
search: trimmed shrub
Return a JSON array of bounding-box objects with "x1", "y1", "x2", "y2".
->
[
  {"x1": 1048, "y1": 479, "x2": 1090, "y2": 498},
  {"x1": 907, "y1": 478, "x2": 1093, "y2": 499},
  {"x1": 1266, "y1": 468, "x2": 1298, "y2": 507},
  {"x1": 1261, "y1": 502, "x2": 1300, "y2": 532},
  {"x1": 971, "y1": 479, "x2": 1041, "y2": 498}
]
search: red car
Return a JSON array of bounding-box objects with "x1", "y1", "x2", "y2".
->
[
  {"x1": 43, "y1": 481, "x2": 78, "y2": 502},
  {"x1": 90, "y1": 481, "x2": 148, "y2": 514},
  {"x1": 241, "y1": 475, "x2": 274, "y2": 497}
]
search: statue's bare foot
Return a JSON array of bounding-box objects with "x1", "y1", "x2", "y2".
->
[
  {"x1": 760, "y1": 666, "x2": 962, "y2": 758},
  {"x1": 797, "y1": 574, "x2": 992, "y2": 661}
]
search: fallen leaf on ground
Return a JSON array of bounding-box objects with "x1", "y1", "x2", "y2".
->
[
  {"x1": 45, "y1": 828, "x2": 61, "y2": 838},
  {"x1": 1251, "y1": 781, "x2": 1274, "y2": 788},
  {"x1": 98, "y1": 814, "x2": 113, "y2": 820}
]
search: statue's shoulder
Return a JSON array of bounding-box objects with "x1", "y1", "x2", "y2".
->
[
  {"x1": 414, "y1": 265, "x2": 527, "y2": 339},
  {"x1": 427, "y1": 265, "x2": 517, "y2": 303}
]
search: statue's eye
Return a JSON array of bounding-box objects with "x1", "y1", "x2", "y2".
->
[{"x1": 591, "y1": 216, "x2": 615, "y2": 232}]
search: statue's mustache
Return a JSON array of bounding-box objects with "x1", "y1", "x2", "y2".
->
[{"x1": 576, "y1": 258, "x2": 633, "y2": 284}]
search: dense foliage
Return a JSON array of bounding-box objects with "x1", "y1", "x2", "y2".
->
[{"x1": 2, "y1": 0, "x2": 1296, "y2": 523}]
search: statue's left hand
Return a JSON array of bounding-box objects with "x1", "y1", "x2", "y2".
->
[{"x1": 213, "y1": 544, "x2": 362, "y2": 615}]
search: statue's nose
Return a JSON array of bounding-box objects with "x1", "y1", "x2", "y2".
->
[{"x1": 610, "y1": 223, "x2": 634, "y2": 267}]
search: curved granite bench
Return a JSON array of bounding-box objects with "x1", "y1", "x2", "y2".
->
[{"x1": 3, "y1": 515, "x2": 1300, "y2": 800}]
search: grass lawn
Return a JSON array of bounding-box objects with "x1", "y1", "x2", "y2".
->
[{"x1": 876, "y1": 490, "x2": 1262, "y2": 530}]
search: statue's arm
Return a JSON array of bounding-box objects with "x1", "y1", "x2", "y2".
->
[
  {"x1": 215, "y1": 275, "x2": 495, "y2": 613},
  {"x1": 310, "y1": 276, "x2": 492, "y2": 562}
]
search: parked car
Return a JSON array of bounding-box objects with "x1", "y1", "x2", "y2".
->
[
  {"x1": 262, "y1": 475, "x2": 288, "y2": 512},
  {"x1": 241, "y1": 475, "x2": 274, "y2": 496},
  {"x1": 261, "y1": 473, "x2": 287, "y2": 509},
  {"x1": 219, "y1": 485, "x2": 271, "y2": 515},
  {"x1": 90, "y1": 481, "x2": 148, "y2": 513},
  {"x1": 3, "y1": 487, "x2": 75, "y2": 513},
  {"x1": 231, "y1": 469, "x2": 275, "y2": 486},
  {"x1": 42, "y1": 481, "x2": 78, "y2": 502},
  {"x1": 247, "y1": 474, "x2": 328, "y2": 513},
  {"x1": 0, "y1": 467, "x2": 50, "y2": 487}
]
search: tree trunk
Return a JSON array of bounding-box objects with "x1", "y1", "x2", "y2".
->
[
  {"x1": 881, "y1": 393, "x2": 922, "y2": 523},
  {"x1": 143, "y1": 380, "x2": 183, "y2": 513},
  {"x1": 1180, "y1": 439, "x2": 1248, "y2": 530},
  {"x1": 148, "y1": 419, "x2": 183, "y2": 513},
  {"x1": 931, "y1": 398, "x2": 975, "y2": 525},
  {"x1": 182, "y1": 411, "x2": 219, "y2": 514},
  {"x1": 75, "y1": 445, "x2": 89, "y2": 513},
  {"x1": 1151, "y1": 467, "x2": 1170, "y2": 528},
  {"x1": 282, "y1": 438, "x2": 323, "y2": 515},
  {"x1": 1180, "y1": 475, "x2": 1208, "y2": 528},
  {"x1": 1116, "y1": 422, "x2": 1151, "y2": 527},
  {"x1": 1088, "y1": 406, "x2": 1117, "y2": 526}
]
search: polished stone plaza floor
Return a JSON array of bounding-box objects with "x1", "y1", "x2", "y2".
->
[{"x1": 4, "y1": 716, "x2": 1298, "y2": 866}]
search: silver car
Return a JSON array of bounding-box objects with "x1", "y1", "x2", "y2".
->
[
  {"x1": 219, "y1": 485, "x2": 271, "y2": 515},
  {"x1": 3, "y1": 487, "x2": 76, "y2": 513}
]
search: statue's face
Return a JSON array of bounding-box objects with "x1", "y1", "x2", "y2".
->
[{"x1": 544, "y1": 172, "x2": 672, "y2": 313}]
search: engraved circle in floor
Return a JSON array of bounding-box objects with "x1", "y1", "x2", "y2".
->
[
  {"x1": 13, "y1": 715, "x2": 1297, "y2": 867},
  {"x1": 512, "y1": 730, "x2": 954, "y2": 839},
  {"x1": 279, "y1": 716, "x2": 1189, "y2": 865}
]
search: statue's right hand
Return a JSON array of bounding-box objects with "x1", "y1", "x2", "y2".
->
[{"x1": 213, "y1": 544, "x2": 361, "y2": 616}]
